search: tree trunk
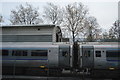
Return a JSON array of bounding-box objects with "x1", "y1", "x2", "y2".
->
[{"x1": 72, "y1": 31, "x2": 75, "y2": 43}]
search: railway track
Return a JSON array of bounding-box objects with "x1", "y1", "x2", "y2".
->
[{"x1": 1, "y1": 75, "x2": 113, "y2": 80}]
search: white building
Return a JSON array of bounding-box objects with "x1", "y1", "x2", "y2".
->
[{"x1": 1, "y1": 24, "x2": 62, "y2": 43}]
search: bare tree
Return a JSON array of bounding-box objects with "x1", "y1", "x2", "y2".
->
[
  {"x1": 0, "y1": 15, "x2": 3, "y2": 23},
  {"x1": 64, "y1": 2, "x2": 88, "y2": 43},
  {"x1": 85, "y1": 16, "x2": 101, "y2": 41},
  {"x1": 109, "y1": 27, "x2": 116, "y2": 39},
  {"x1": 109, "y1": 20, "x2": 120, "y2": 39},
  {"x1": 10, "y1": 3, "x2": 43, "y2": 25},
  {"x1": 0, "y1": 15, "x2": 4, "y2": 26},
  {"x1": 43, "y1": 3, "x2": 63, "y2": 25},
  {"x1": 102, "y1": 31, "x2": 109, "y2": 40}
]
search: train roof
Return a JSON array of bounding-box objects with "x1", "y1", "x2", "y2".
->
[
  {"x1": 1, "y1": 42, "x2": 59, "y2": 48},
  {"x1": 1, "y1": 42, "x2": 71, "y2": 48},
  {"x1": 1, "y1": 42, "x2": 119, "y2": 48},
  {"x1": 77, "y1": 42, "x2": 119, "y2": 48},
  {"x1": 79, "y1": 44, "x2": 119, "y2": 48},
  {"x1": 79, "y1": 42, "x2": 119, "y2": 45}
]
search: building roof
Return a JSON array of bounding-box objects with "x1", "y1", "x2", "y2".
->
[{"x1": 1, "y1": 24, "x2": 56, "y2": 28}]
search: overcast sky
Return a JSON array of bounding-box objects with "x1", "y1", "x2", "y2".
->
[{"x1": 0, "y1": 0, "x2": 119, "y2": 31}]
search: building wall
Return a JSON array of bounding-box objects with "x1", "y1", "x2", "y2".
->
[
  {"x1": 2, "y1": 27, "x2": 53, "y2": 35},
  {"x1": 2, "y1": 35, "x2": 52, "y2": 42},
  {"x1": 2, "y1": 27, "x2": 53, "y2": 42},
  {"x1": 1, "y1": 25, "x2": 62, "y2": 42}
]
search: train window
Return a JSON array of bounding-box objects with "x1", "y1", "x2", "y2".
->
[
  {"x1": 119, "y1": 51, "x2": 120, "y2": 57},
  {"x1": 106, "y1": 50, "x2": 120, "y2": 57},
  {"x1": 95, "y1": 51, "x2": 101, "y2": 57},
  {"x1": 87, "y1": 51, "x2": 90, "y2": 57},
  {"x1": 62, "y1": 51, "x2": 68, "y2": 57},
  {"x1": 84, "y1": 50, "x2": 91, "y2": 57},
  {"x1": 2, "y1": 50, "x2": 9, "y2": 56},
  {"x1": 31, "y1": 50, "x2": 47, "y2": 56},
  {"x1": 23, "y1": 51, "x2": 27, "y2": 56},
  {"x1": 12, "y1": 50, "x2": 27, "y2": 56},
  {"x1": 84, "y1": 51, "x2": 90, "y2": 57}
]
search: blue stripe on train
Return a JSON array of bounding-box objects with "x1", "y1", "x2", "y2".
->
[
  {"x1": 106, "y1": 49, "x2": 120, "y2": 50},
  {"x1": 107, "y1": 60, "x2": 120, "y2": 62}
]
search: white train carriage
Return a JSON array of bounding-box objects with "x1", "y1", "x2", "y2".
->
[
  {"x1": 79, "y1": 44, "x2": 120, "y2": 79},
  {"x1": 1, "y1": 43, "x2": 70, "y2": 75}
]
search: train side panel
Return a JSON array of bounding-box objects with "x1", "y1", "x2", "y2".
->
[
  {"x1": 79, "y1": 45, "x2": 94, "y2": 69},
  {"x1": 48, "y1": 47, "x2": 59, "y2": 68},
  {"x1": 92, "y1": 45, "x2": 120, "y2": 79},
  {"x1": 59, "y1": 45, "x2": 70, "y2": 68}
]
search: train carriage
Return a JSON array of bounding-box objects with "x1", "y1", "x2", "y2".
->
[
  {"x1": 1, "y1": 43, "x2": 70, "y2": 75},
  {"x1": 1, "y1": 42, "x2": 120, "y2": 79},
  {"x1": 79, "y1": 44, "x2": 120, "y2": 79}
]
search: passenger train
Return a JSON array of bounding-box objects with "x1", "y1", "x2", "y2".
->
[
  {"x1": 1, "y1": 43, "x2": 70, "y2": 75},
  {"x1": 79, "y1": 44, "x2": 120, "y2": 79},
  {"x1": 1, "y1": 42, "x2": 120, "y2": 79}
]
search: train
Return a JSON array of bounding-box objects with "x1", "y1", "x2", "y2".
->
[
  {"x1": 1, "y1": 43, "x2": 71, "y2": 76},
  {"x1": 79, "y1": 44, "x2": 120, "y2": 79},
  {"x1": 1, "y1": 42, "x2": 120, "y2": 79}
]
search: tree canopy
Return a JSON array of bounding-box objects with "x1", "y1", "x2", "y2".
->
[
  {"x1": 10, "y1": 3, "x2": 43, "y2": 25},
  {"x1": 43, "y1": 2, "x2": 101, "y2": 42},
  {"x1": 43, "y1": 2, "x2": 63, "y2": 25},
  {"x1": 63, "y1": 2, "x2": 88, "y2": 42},
  {"x1": 85, "y1": 16, "x2": 101, "y2": 41},
  {"x1": 109, "y1": 20, "x2": 119, "y2": 39},
  {"x1": 0, "y1": 15, "x2": 3, "y2": 23}
]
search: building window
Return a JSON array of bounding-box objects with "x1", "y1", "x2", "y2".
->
[
  {"x1": 38, "y1": 28, "x2": 40, "y2": 31},
  {"x1": 95, "y1": 51, "x2": 101, "y2": 57},
  {"x1": 31, "y1": 50, "x2": 47, "y2": 56},
  {"x1": 56, "y1": 34, "x2": 59, "y2": 42}
]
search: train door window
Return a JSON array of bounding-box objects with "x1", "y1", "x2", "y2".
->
[
  {"x1": 87, "y1": 51, "x2": 90, "y2": 57},
  {"x1": 84, "y1": 50, "x2": 90, "y2": 57},
  {"x1": 62, "y1": 51, "x2": 68, "y2": 57},
  {"x1": 2, "y1": 50, "x2": 9, "y2": 56},
  {"x1": 12, "y1": 50, "x2": 27, "y2": 56},
  {"x1": 31, "y1": 50, "x2": 47, "y2": 56},
  {"x1": 95, "y1": 51, "x2": 101, "y2": 57}
]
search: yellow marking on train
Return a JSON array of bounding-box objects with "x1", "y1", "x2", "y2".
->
[
  {"x1": 109, "y1": 67, "x2": 115, "y2": 70},
  {"x1": 39, "y1": 66, "x2": 45, "y2": 68}
]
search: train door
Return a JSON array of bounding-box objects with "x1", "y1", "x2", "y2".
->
[
  {"x1": 94, "y1": 48, "x2": 106, "y2": 69},
  {"x1": 48, "y1": 47, "x2": 59, "y2": 68},
  {"x1": 81, "y1": 46, "x2": 94, "y2": 68},
  {"x1": 59, "y1": 45, "x2": 70, "y2": 68}
]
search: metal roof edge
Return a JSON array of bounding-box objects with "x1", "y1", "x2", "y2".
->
[{"x1": 1, "y1": 24, "x2": 56, "y2": 28}]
